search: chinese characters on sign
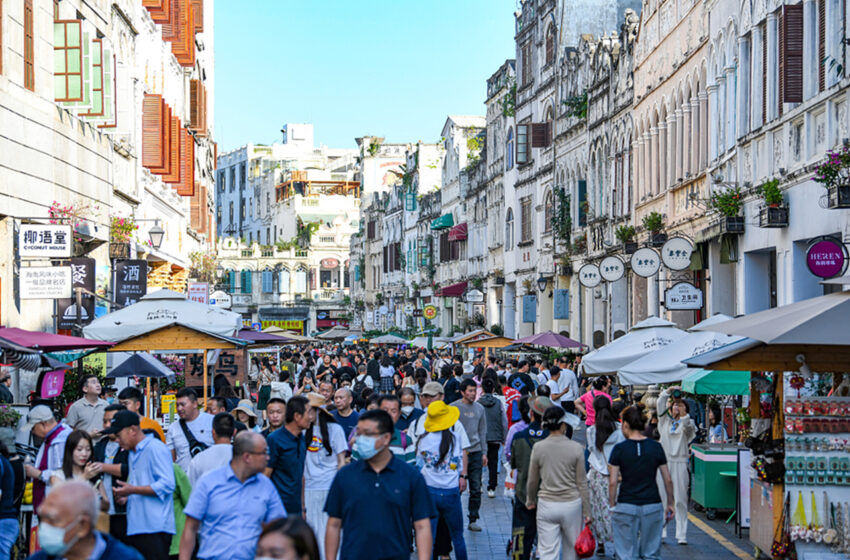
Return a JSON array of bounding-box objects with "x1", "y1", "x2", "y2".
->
[
  {"x1": 661, "y1": 237, "x2": 694, "y2": 271},
  {"x1": 599, "y1": 256, "x2": 625, "y2": 282},
  {"x1": 630, "y1": 248, "x2": 662, "y2": 277},
  {"x1": 57, "y1": 258, "x2": 95, "y2": 329},
  {"x1": 185, "y1": 350, "x2": 245, "y2": 387},
  {"x1": 20, "y1": 267, "x2": 72, "y2": 299},
  {"x1": 664, "y1": 282, "x2": 704, "y2": 310},
  {"x1": 114, "y1": 260, "x2": 147, "y2": 307},
  {"x1": 806, "y1": 239, "x2": 847, "y2": 279},
  {"x1": 18, "y1": 225, "x2": 72, "y2": 258},
  {"x1": 522, "y1": 295, "x2": 537, "y2": 323},
  {"x1": 187, "y1": 282, "x2": 209, "y2": 305},
  {"x1": 578, "y1": 264, "x2": 601, "y2": 288}
]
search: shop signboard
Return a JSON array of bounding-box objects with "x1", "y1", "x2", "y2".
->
[
  {"x1": 522, "y1": 295, "x2": 537, "y2": 323},
  {"x1": 661, "y1": 237, "x2": 694, "y2": 271},
  {"x1": 259, "y1": 320, "x2": 304, "y2": 332},
  {"x1": 599, "y1": 256, "x2": 625, "y2": 282},
  {"x1": 19, "y1": 224, "x2": 72, "y2": 258},
  {"x1": 57, "y1": 258, "x2": 95, "y2": 329},
  {"x1": 209, "y1": 290, "x2": 232, "y2": 309},
  {"x1": 114, "y1": 260, "x2": 147, "y2": 307},
  {"x1": 320, "y1": 258, "x2": 339, "y2": 269},
  {"x1": 187, "y1": 282, "x2": 209, "y2": 305},
  {"x1": 806, "y1": 239, "x2": 847, "y2": 278},
  {"x1": 463, "y1": 289, "x2": 484, "y2": 303},
  {"x1": 20, "y1": 267, "x2": 72, "y2": 299},
  {"x1": 630, "y1": 248, "x2": 661, "y2": 277},
  {"x1": 578, "y1": 264, "x2": 601, "y2": 287},
  {"x1": 184, "y1": 349, "x2": 246, "y2": 388},
  {"x1": 553, "y1": 289, "x2": 570, "y2": 319},
  {"x1": 664, "y1": 282, "x2": 704, "y2": 310},
  {"x1": 422, "y1": 305, "x2": 438, "y2": 320}
]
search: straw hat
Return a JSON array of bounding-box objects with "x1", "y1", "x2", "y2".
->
[
  {"x1": 305, "y1": 392, "x2": 333, "y2": 416},
  {"x1": 234, "y1": 399, "x2": 257, "y2": 418},
  {"x1": 424, "y1": 401, "x2": 460, "y2": 433}
]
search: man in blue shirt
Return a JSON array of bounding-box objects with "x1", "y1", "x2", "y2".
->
[
  {"x1": 179, "y1": 431, "x2": 286, "y2": 560},
  {"x1": 325, "y1": 409, "x2": 434, "y2": 560},
  {"x1": 265, "y1": 395, "x2": 314, "y2": 515},
  {"x1": 107, "y1": 410, "x2": 176, "y2": 560}
]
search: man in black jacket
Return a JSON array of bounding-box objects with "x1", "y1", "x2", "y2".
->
[{"x1": 0, "y1": 372, "x2": 12, "y2": 404}]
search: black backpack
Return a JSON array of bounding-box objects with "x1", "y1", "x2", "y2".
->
[{"x1": 352, "y1": 375, "x2": 369, "y2": 407}]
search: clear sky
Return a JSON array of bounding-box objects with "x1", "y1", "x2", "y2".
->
[{"x1": 214, "y1": 0, "x2": 517, "y2": 151}]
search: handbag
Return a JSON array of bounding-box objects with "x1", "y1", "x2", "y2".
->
[
  {"x1": 771, "y1": 493, "x2": 791, "y2": 558},
  {"x1": 179, "y1": 419, "x2": 208, "y2": 458},
  {"x1": 574, "y1": 521, "x2": 596, "y2": 558}
]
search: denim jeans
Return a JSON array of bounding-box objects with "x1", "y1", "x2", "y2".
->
[
  {"x1": 429, "y1": 487, "x2": 468, "y2": 560},
  {"x1": 466, "y1": 450, "x2": 483, "y2": 521},
  {"x1": 0, "y1": 518, "x2": 19, "y2": 560},
  {"x1": 611, "y1": 502, "x2": 664, "y2": 560}
]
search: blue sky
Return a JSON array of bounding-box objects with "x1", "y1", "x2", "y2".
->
[{"x1": 214, "y1": 0, "x2": 517, "y2": 151}]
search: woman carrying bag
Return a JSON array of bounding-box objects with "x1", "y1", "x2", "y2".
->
[
  {"x1": 526, "y1": 406, "x2": 590, "y2": 560},
  {"x1": 585, "y1": 395, "x2": 624, "y2": 556}
]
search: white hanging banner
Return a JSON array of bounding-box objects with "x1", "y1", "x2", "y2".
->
[
  {"x1": 599, "y1": 256, "x2": 625, "y2": 282},
  {"x1": 630, "y1": 248, "x2": 661, "y2": 278},
  {"x1": 20, "y1": 267, "x2": 73, "y2": 299},
  {"x1": 578, "y1": 264, "x2": 601, "y2": 287},
  {"x1": 661, "y1": 237, "x2": 694, "y2": 271},
  {"x1": 19, "y1": 225, "x2": 73, "y2": 258}
]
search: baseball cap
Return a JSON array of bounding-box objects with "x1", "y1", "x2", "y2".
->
[
  {"x1": 25, "y1": 405, "x2": 55, "y2": 429},
  {"x1": 100, "y1": 410, "x2": 140, "y2": 435},
  {"x1": 530, "y1": 396, "x2": 553, "y2": 416},
  {"x1": 421, "y1": 382, "x2": 445, "y2": 397}
]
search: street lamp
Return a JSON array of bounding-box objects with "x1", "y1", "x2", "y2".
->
[
  {"x1": 536, "y1": 274, "x2": 549, "y2": 293},
  {"x1": 148, "y1": 223, "x2": 165, "y2": 249}
]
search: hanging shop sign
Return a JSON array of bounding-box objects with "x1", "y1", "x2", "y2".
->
[
  {"x1": 320, "y1": 258, "x2": 340, "y2": 269},
  {"x1": 209, "y1": 290, "x2": 232, "y2": 309},
  {"x1": 18, "y1": 225, "x2": 72, "y2": 258},
  {"x1": 664, "y1": 282, "x2": 704, "y2": 310},
  {"x1": 187, "y1": 282, "x2": 209, "y2": 305},
  {"x1": 578, "y1": 264, "x2": 601, "y2": 287},
  {"x1": 630, "y1": 248, "x2": 661, "y2": 277},
  {"x1": 806, "y1": 239, "x2": 848, "y2": 279},
  {"x1": 463, "y1": 289, "x2": 485, "y2": 303},
  {"x1": 661, "y1": 237, "x2": 694, "y2": 271},
  {"x1": 522, "y1": 295, "x2": 537, "y2": 323},
  {"x1": 114, "y1": 260, "x2": 148, "y2": 307},
  {"x1": 20, "y1": 267, "x2": 72, "y2": 299},
  {"x1": 422, "y1": 305, "x2": 438, "y2": 320},
  {"x1": 57, "y1": 258, "x2": 95, "y2": 329},
  {"x1": 599, "y1": 256, "x2": 625, "y2": 282}
]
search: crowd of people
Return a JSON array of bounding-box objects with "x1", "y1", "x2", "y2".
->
[{"x1": 0, "y1": 343, "x2": 702, "y2": 560}]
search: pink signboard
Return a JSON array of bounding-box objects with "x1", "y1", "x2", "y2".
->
[
  {"x1": 40, "y1": 370, "x2": 65, "y2": 399},
  {"x1": 806, "y1": 240, "x2": 847, "y2": 278}
]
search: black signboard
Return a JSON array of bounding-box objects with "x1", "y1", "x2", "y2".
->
[
  {"x1": 114, "y1": 260, "x2": 147, "y2": 307},
  {"x1": 57, "y1": 257, "x2": 95, "y2": 330}
]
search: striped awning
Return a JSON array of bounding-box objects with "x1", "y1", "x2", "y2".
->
[{"x1": 448, "y1": 223, "x2": 468, "y2": 241}]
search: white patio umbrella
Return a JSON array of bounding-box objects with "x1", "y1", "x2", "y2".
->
[
  {"x1": 580, "y1": 316, "x2": 687, "y2": 376},
  {"x1": 618, "y1": 314, "x2": 744, "y2": 385},
  {"x1": 83, "y1": 289, "x2": 242, "y2": 342}
]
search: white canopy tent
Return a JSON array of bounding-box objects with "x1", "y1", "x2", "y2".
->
[
  {"x1": 370, "y1": 334, "x2": 408, "y2": 345},
  {"x1": 618, "y1": 314, "x2": 744, "y2": 385},
  {"x1": 83, "y1": 289, "x2": 242, "y2": 342},
  {"x1": 580, "y1": 316, "x2": 687, "y2": 376}
]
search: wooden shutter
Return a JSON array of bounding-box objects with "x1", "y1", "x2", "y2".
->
[
  {"x1": 175, "y1": 129, "x2": 195, "y2": 196},
  {"x1": 383, "y1": 246, "x2": 388, "y2": 271},
  {"x1": 782, "y1": 3, "x2": 803, "y2": 104},
  {"x1": 162, "y1": 0, "x2": 195, "y2": 67},
  {"x1": 148, "y1": 104, "x2": 173, "y2": 175},
  {"x1": 192, "y1": 0, "x2": 203, "y2": 33},
  {"x1": 531, "y1": 123, "x2": 551, "y2": 148},
  {"x1": 818, "y1": 0, "x2": 826, "y2": 92},
  {"x1": 189, "y1": 79, "x2": 207, "y2": 135},
  {"x1": 142, "y1": 94, "x2": 168, "y2": 170},
  {"x1": 24, "y1": 0, "x2": 34, "y2": 91},
  {"x1": 163, "y1": 116, "x2": 182, "y2": 183},
  {"x1": 143, "y1": 0, "x2": 171, "y2": 24}
]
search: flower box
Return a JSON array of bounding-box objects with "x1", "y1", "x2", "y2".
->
[
  {"x1": 623, "y1": 242, "x2": 638, "y2": 254},
  {"x1": 826, "y1": 184, "x2": 850, "y2": 209},
  {"x1": 109, "y1": 242, "x2": 130, "y2": 259},
  {"x1": 650, "y1": 233, "x2": 667, "y2": 247},
  {"x1": 758, "y1": 206, "x2": 789, "y2": 228},
  {"x1": 721, "y1": 216, "x2": 745, "y2": 234}
]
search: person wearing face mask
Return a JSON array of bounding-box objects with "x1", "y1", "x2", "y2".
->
[
  {"x1": 324, "y1": 409, "x2": 435, "y2": 560},
  {"x1": 656, "y1": 386, "x2": 696, "y2": 545},
  {"x1": 396, "y1": 387, "x2": 423, "y2": 432},
  {"x1": 29, "y1": 481, "x2": 143, "y2": 560}
]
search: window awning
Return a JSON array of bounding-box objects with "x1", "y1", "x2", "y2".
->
[
  {"x1": 436, "y1": 281, "x2": 467, "y2": 297},
  {"x1": 448, "y1": 223, "x2": 468, "y2": 241},
  {"x1": 431, "y1": 214, "x2": 454, "y2": 230}
]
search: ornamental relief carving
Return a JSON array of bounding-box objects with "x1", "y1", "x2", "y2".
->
[{"x1": 838, "y1": 102, "x2": 848, "y2": 141}]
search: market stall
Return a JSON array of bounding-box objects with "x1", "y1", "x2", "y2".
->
[
  {"x1": 581, "y1": 316, "x2": 687, "y2": 376},
  {"x1": 458, "y1": 335, "x2": 515, "y2": 361}
]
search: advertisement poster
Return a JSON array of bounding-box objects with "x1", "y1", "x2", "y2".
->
[
  {"x1": 114, "y1": 260, "x2": 148, "y2": 307},
  {"x1": 57, "y1": 258, "x2": 95, "y2": 330}
]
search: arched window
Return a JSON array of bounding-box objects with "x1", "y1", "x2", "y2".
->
[
  {"x1": 278, "y1": 268, "x2": 290, "y2": 293},
  {"x1": 240, "y1": 269, "x2": 253, "y2": 294},
  {"x1": 261, "y1": 268, "x2": 274, "y2": 293},
  {"x1": 506, "y1": 128, "x2": 514, "y2": 170},
  {"x1": 545, "y1": 24, "x2": 556, "y2": 66},
  {"x1": 543, "y1": 190, "x2": 554, "y2": 232},
  {"x1": 505, "y1": 208, "x2": 514, "y2": 250},
  {"x1": 295, "y1": 267, "x2": 307, "y2": 294}
]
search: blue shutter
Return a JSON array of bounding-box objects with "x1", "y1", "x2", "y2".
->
[
  {"x1": 553, "y1": 289, "x2": 570, "y2": 319},
  {"x1": 228, "y1": 270, "x2": 236, "y2": 292},
  {"x1": 522, "y1": 295, "x2": 537, "y2": 323},
  {"x1": 578, "y1": 180, "x2": 587, "y2": 227},
  {"x1": 278, "y1": 269, "x2": 290, "y2": 293},
  {"x1": 241, "y1": 270, "x2": 253, "y2": 294},
  {"x1": 262, "y1": 270, "x2": 273, "y2": 293}
]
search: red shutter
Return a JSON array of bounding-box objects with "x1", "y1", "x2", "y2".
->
[
  {"x1": 192, "y1": 0, "x2": 203, "y2": 33},
  {"x1": 142, "y1": 94, "x2": 167, "y2": 170},
  {"x1": 163, "y1": 116, "x2": 182, "y2": 183},
  {"x1": 162, "y1": 0, "x2": 195, "y2": 67},
  {"x1": 782, "y1": 4, "x2": 803, "y2": 104},
  {"x1": 149, "y1": 104, "x2": 173, "y2": 175},
  {"x1": 818, "y1": 0, "x2": 826, "y2": 92},
  {"x1": 176, "y1": 130, "x2": 195, "y2": 196},
  {"x1": 144, "y1": 0, "x2": 171, "y2": 24},
  {"x1": 531, "y1": 123, "x2": 550, "y2": 148}
]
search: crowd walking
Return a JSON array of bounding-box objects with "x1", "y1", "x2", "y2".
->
[{"x1": 0, "y1": 343, "x2": 706, "y2": 560}]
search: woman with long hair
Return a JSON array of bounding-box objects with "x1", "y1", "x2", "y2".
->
[
  {"x1": 574, "y1": 376, "x2": 613, "y2": 427},
  {"x1": 608, "y1": 406, "x2": 675, "y2": 560},
  {"x1": 585, "y1": 395, "x2": 625, "y2": 556},
  {"x1": 50, "y1": 430, "x2": 108, "y2": 508},
  {"x1": 526, "y1": 407, "x2": 590, "y2": 560},
  {"x1": 303, "y1": 394, "x2": 347, "y2": 560},
  {"x1": 378, "y1": 355, "x2": 396, "y2": 394},
  {"x1": 416, "y1": 401, "x2": 471, "y2": 560},
  {"x1": 255, "y1": 516, "x2": 320, "y2": 560}
]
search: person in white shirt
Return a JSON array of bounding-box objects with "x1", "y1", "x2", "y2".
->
[
  {"x1": 555, "y1": 359, "x2": 580, "y2": 414},
  {"x1": 166, "y1": 388, "x2": 215, "y2": 472},
  {"x1": 188, "y1": 413, "x2": 235, "y2": 485},
  {"x1": 585, "y1": 396, "x2": 625, "y2": 556}
]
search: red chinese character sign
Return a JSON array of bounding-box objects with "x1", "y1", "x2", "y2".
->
[{"x1": 806, "y1": 239, "x2": 847, "y2": 279}]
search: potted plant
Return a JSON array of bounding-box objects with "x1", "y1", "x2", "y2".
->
[
  {"x1": 0, "y1": 405, "x2": 21, "y2": 450},
  {"x1": 570, "y1": 234, "x2": 587, "y2": 255},
  {"x1": 615, "y1": 224, "x2": 637, "y2": 254},
  {"x1": 709, "y1": 186, "x2": 745, "y2": 233},
  {"x1": 758, "y1": 179, "x2": 789, "y2": 228},
  {"x1": 814, "y1": 146, "x2": 850, "y2": 208},
  {"x1": 642, "y1": 212, "x2": 666, "y2": 246}
]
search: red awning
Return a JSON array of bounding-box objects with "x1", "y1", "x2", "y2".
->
[
  {"x1": 448, "y1": 223, "x2": 468, "y2": 241},
  {"x1": 436, "y1": 281, "x2": 468, "y2": 297},
  {"x1": 316, "y1": 319, "x2": 349, "y2": 328}
]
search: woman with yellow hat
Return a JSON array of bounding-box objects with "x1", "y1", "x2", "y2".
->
[{"x1": 416, "y1": 400, "x2": 472, "y2": 560}]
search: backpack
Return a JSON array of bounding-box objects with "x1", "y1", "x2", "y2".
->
[{"x1": 352, "y1": 375, "x2": 369, "y2": 406}]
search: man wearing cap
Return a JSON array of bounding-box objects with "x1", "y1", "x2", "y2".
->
[
  {"x1": 179, "y1": 432, "x2": 285, "y2": 560},
  {"x1": 22, "y1": 405, "x2": 70, "y2": 513},
  {"x1": 105, "y1": 409, "x2": 176, "y2": 560},
  {"x1": 187, "y1": 413, "x2": 236, "y2": 485},
  {"x1": 510, "y1": 396, "x2": 551, "y2": 560},
  {"x1": 408, "y1": 382, "x2": 470, "y2": 447}
]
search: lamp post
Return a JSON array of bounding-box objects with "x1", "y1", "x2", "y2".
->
[{"x1": 134, "y1": 218, "x2": 165, "y2": 249}]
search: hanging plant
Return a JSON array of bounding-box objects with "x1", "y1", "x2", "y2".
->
[
  {"x1": 759, "y1": 179, "x2": 783, "y2": 206},
  {"x1": 708, "y1": 186, "x2": 743, "y2": 217},
  {"x1": 48, "y1": 199, "x2": 100, "y2": 242},
  {"x1": 562, "y1": 91, "x2": 588, "y2": 119},
  {"x1": 500, "y1": 79, "x2": 517, "y2": 117},
  {"x1": 813, "y1": 145, "x2": 850, "y2": 187},
  {"x1": 110, "y1": 215, "x2": 138, "y2": 243}
]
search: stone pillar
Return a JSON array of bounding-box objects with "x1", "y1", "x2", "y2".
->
[
  {"x1": 643, "y1": 133, "x2": 651, "y2": 199},
  {"x1": 650, "y1": 129, "x2": 658, "y2": 197},
  {"x1": 725, "y1": 66, "x2": 736, "y2": 151},
  {"x1": 658, "y1": 122, "x2": 667, "y2": 193},
  {"x1": 716, "y1": 76, "x2": 726, "y2": 157},
  {"x1": 766, "y1": 12, "x2": 779, "y2": 121},
  {"x1": 699, "y1": 92, "x2": 709, "y2": 168},
  {"x1": 666, "y1": 114, "x2": 676, "y2": 187},
  {"x1": 647, "y1": 273, "x2": 659, "y2": 317},
  {"x1": 635, "y1": 139, "x2": 644, "y2": 202},
  {"x1": 707, "y1": 84, "x2": 718, "y2": 161},
  {"x1": 682, "y1": 104, "x2": 692, "y2": 177},
  {"x1": 675, "y1": 109, "x2": 684, "y2": 181},
  {"x1": 750, "y1": 25, "x2": 764, "y2": 130},
  {"x1": 737, "y1": 36, "x2": 751, "y2": 138},
  {"x1": 690, "y1": 98, "x2": 699, "y2": 174}
]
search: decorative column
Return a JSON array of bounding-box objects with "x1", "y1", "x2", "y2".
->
[
  {"x1": 699, "y1": 93, "x2": 708, "y2": 169},
  {"x1": 725, "y1": 65, "x2": 737, "y2": 151},
  {"x1": 750, "y1": 25, "x2": 764, "y2": 130},
  {"x1": 649, "y1": 129, "x2": 658, "y2": 197},
  {"x1": 716, "y1": 75, "x2": 726, "y2": 157},
  {"x1": 643, "y1": 133, "x2": 651, "y2": 200},
  {"x1": 737, "y1": 36, "x2": 751, "y2": 139},
  {"x1": 666, "y1": 114, "x2": 676, "y2": 187},
  {"x1": 658, "y1": 122, "x2": 667, "y2": 194},
  {"x1": 691, "y1": 97, "x2": 700, "y2": 173},
  {"x1": 635, "y1": 139, "x2": 644, "y2": 202},
  {"x1": 675, "y1": 109, "x2": 684, "y2": 181},
  {"x1": 766, "y1": 12, "x2": 779, "y2": 121},
  {"x1": 682, "y1": 104, "x2": 692, "y2": 177}
]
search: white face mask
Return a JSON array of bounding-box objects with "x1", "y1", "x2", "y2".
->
[
  {"x1": 401, "y1": 406, "x2": 415, "y2": 416},
  {"x1": 38, "y1": 517, "x2": 81, "y2": 556}
]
